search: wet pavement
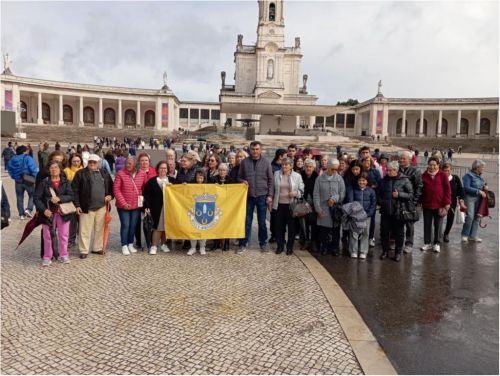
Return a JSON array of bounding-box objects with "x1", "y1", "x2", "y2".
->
[{"x1": 315, "y1": 175, "x2": 499, "y2": 375}]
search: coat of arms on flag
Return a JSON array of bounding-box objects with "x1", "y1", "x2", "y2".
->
[{"x1": 188, "y1": 193, "x2": 222, "y2": 230}]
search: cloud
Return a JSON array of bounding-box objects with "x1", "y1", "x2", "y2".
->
[{"x1": 1, "y1": 1, "x2": 498, "y2": 105}]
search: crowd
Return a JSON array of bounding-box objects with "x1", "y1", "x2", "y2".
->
[{"x1": 1, "y1": 138, "x2": 492, "y2": 266}]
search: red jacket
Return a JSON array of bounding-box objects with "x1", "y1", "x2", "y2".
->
[
  {"x1": 141, "y1": 166, "x2": 157, "y2": 181},
  {"x1": 420, "y1": 170, "x2": 451, "y2": 209},
  {"x1": 113, "y1": 169, "x2": 148, "y2": 209}
]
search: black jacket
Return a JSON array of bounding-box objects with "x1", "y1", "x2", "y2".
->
[
  {"x1": 449, "y1": 174, "x2": 464, "y2": 207},
  {"x1": 175, "y1": 167, "x2": 196, "y2": 184},
  {"x1": 399, "y1": 165, "x2": 422, "y2": 203},
  {"x1": 378, "y1": 173, "x2": 414, "y2": 216},
  {"x1": 71, "y1": 167, "x2": 114, "y2": 213},
  {"x1": 209, "y1": 175, "x2": 234, "y2": 185},
  {"x1": 34, "y1": 176, "x2": 75, "y2": 225},
  {"x1": 143, "y1": 177, "x2": 167, "y2": 229},
  {"x1": 301, "y1": 170, "x2": 318, "y2": 203}
]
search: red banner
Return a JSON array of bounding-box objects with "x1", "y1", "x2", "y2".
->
[
  {"x1": 376, "y1": 110, "x2": 383, "y2": 134},
  {"x1": 162, "y1": 103, "x2": 168, "y2": 128},
  {"x1": 4, "y1": 90, "x2": 12, "y2": 111}
]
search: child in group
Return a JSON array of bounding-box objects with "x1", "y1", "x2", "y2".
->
[
  {"x1": 188, "y1": 169, "x2": 208, "y2": 256},
  {"x1": 346, "y1": 173, "x2": 376, "y2": 259}
]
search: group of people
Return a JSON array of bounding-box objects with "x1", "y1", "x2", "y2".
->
[{"x1": 3, "y1": 138, "x2": 490, "y2": 266}]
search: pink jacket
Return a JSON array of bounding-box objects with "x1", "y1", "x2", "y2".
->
[{"x1": 113, "y1": 169, "x2": 147, "y2": 209}]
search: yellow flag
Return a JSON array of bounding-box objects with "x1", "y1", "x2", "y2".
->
[{"x1": 164, "y1": 183, "x2": 248, "y2": 240}]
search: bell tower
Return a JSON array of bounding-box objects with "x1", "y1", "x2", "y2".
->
[{"x1": 257, "y1": 0, "x2": 285, "y2": 49}]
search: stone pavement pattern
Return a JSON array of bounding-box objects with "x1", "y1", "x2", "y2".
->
[{"x1": 1, "y1": 180, "x2": 362, "y2": 375}]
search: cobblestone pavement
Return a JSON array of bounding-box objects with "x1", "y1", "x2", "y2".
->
[{"x1": 1, "y1": 178, "x2": 362, "y2": 374}]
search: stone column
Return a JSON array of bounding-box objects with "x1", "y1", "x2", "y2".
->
[
  {"x1": 58, "y1": 95, "x2": 64, "y2": 125},
  {"x1": 401, "y1": 109, "x2": 407, "y2": 136},
  {"x1": 136, "y1": 100, "x2": 141, "y2": 128},
  {"x1": 37, "y1": 92, "x2": 43, "y2": 124},
  {"x1": 437, "y1": 110, "x2": 443, "y2": 137},
  {"x1": 496, "y1": 109, "x2": 499, "y2": 136},
  {"x1": 117, "y1": 99, "x2": 122, "y2": 128},
  {"x1": 98, "y1": 98, "x2": 103, "y2": 128},
  {"x1": 12, "y1": 85, "x2": 21, "y2": 125},
  {"x1": 456, "y1": 109, "x2": 461, "y2": 137},
  {"x1": 334, "y1": 114, "x2": 337, "y2": 129},
  {"x1": 475, "y1": 109, "x2": 481, "y2": 136},
  {"x1": 309, "y1": 115, "x2": 315, "y2": 129},
  {"x1": 220, "y1": 112, "x2": 227, "y2": 127},
  {"x1": 155, "y1": 98, "x2": 162, "y2": 131},
  {"x1": 79, "y1": 96, "x2": 84, "y2": 127},
  {"x1": 343, "y1": 113, "x2": 347, "y2": 132},
  {"x1": 187, "y1": 106, "x2": 191, "y2": 128},
  {"x1": 419, "y1": 109, "x2": 424, "y2": 136}
]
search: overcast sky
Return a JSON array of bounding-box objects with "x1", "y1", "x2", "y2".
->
[{"x1": 1, "y1": 1, "x2": 498, "y2": 104}]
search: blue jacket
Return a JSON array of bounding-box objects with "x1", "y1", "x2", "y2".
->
[
  {"x1": 366, "y1": 167, "x2": 382, "y2": 189},
  {"x1": 7, "y1": 154, "x2": 38, "y2": 183},
  {"x1": 462, "y1": 171, "x2": 485, "y2": 197},
  {"x1": 346, "y1": 186, "x2": 377, "y2": 217}
]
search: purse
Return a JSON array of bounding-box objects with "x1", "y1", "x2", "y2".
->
[
  {"x1": 291, "y1": 199, "x2": 313, "y2": 218},
  {"x1": 455, "y1": 209, "x2": 465, "y2": 224},
  {"x1": 438, "y1": 207, "x2": 448, "y2": 217},
  {"x1": 395, "y1": 200, "x2": 419, "y2": 222},
  {"x1": 49, "y1": 187, "x2": 77, "y2": 215},
  {"x1": 21, "y1": 157, "x2": 36, "y2": 186}
]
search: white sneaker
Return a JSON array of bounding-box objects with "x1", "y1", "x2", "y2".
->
[
  {"x1": 421, "y1": 244, "x2": 433, "y2": 251},
  {"x1": 128, "y1": 244, "x2": 137, "y2": 253},
  {"x1": 42, "y1": 259, "x2": 51, "y2": 267},
  {"x1": 469, "y1": 237, "x2": 482, "y2": 242},
  {"x1": 160, "y1": 244, "x2": 171, "y2": 253},
  {"x1": 433, "y1": 244, "x2": 441, "y2": 253},
  {"x1": 369, "y1": 239, "x2": 375, "y2": 247},
  {"x1": 19, "y1": 215, "x2": 26, "y2": 220},
  {"x1": 350, "y1": 253, "x2": 358, "y2": 258},
  {"x1": 359, "y1": 253, "x2": 367, "y2": 260},
  {"x1": 461, "y1": 236, "x2": 469, "y2": 243},
  {"x1": 403, "y1": 246, "x2": 413, "y2": 254},
  {"x1": 122, "y1": 245, "x2": 131, "y2": 256},
  {"x1": 187, "y1": 248, "x2": 196, "y2": 256},
  {"x1": 149, "y1": 246, "x2": 157, "y2": 255},
  {"x1": 199, "y1": 247, "x2": 207, "y2": 255},
  {"x1": 24, "y1": 209, "x2": 34, "y2": 218}
]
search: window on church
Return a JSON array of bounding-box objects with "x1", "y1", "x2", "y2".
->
[
  {"x1": 336, "y1": 114, "x2": 345, "y2": 125},
  {"x1": 269, "y1": 3, "x2": 276, "y2": 21},
  {"x1": 190, "y1": 109, "x2": 199, "y2": 119},
  {"x1": 346, "y1": 114, "x2": 355, "y2": 128},
  {"x1": 326, "y1": 116, "x2": 335, "y2": 126},
  {"x1": 201, "y1": 109, "x2": 210, "y2": 120},
  {"x1": 480, "y1": 118, "x2": 490, "y2": 134},
  {"x1": 211, "y1": 110, "x2": 220, "y2": 120},
  {"x1": 180, "y1": 108, "x2": 188, "y2": 119}
]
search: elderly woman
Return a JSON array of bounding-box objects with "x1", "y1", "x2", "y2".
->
[
  {"x1": 210, "y1": 163, "x2": 234, "y2": 251},
  {"x1": 461, "y1": 159, "x2": 488, "y2": 242},
  {"x1": 300, "y1": 158, "x2": 319, "y2": 252},
  {"x1": 229, "y1": 149, "x2": 248, "y2": 181},
  {"x1": 441, "y1": 162, "x2": 465, "y2": 243},
  {"x1": 175, "y1": 153, "x2": 196, "y2": 184},
  {"x1": 113, "y1": 157, "x2": 148, "y2": 256},
  {"x1": 63, "y1": 153, "x2": 83, "y2": 248},
  {"x1": 313, "y1": 158, "x2": 346, "y2": 256},
  {"x1": 272, "y1": 157, "x2": 304, "y2": 255},
  {"x1": 378, "y1": 161, "x2": 413, "y2": 261},
  {"x1": 419, "y1": 157, "x2": 451, "y2": 252},
  {"x1": 34, "y1": 161, "x2": 75, "y2": 266},
  {"x1": 143, "y1": 161, "x2": 172, "y2": 255}
]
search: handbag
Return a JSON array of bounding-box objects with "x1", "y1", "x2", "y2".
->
[
  {"x1": 21, "y1": 157, "x2": 35, "y2": 186},
  {"x1": 438, "y1": 207, "x2": 448, "y2": 217},
  {"x1": 486, "y1": 191, "x2": 495, "y2": 208},
  {"x1": 395, "y1": 200, "x2": 419, "y2": 222},
  {"x1": 455, "y1": 209, "x2": 465, "y2": 224},
  {"x1": 291, "y1": 199, "x2": 313, "y2": 218},
  {"x1": 49, "y1": 187, "x2": 77, "y2": 215}
]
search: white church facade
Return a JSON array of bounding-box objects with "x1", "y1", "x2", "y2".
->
[{"x1": 1, "y1": 0, "x2": 498, "y2": 139}]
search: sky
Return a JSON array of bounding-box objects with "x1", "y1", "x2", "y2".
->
[{"x1": 1, "y1": 1, "x2": 498, "y2": 104}]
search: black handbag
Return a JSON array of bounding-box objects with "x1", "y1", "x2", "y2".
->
[
  {"x1": 395, "y1": 200, "x2": 419, "y2": 222},
  {"x1": 486, "y1": 191, "x2": 495, "y2": 208},
  {"x1": 21, "y1": 157, "x2": 35, "y2": 186},
  {"x1": 291, "y1": 199, "x2": 313, "y2": 218}
]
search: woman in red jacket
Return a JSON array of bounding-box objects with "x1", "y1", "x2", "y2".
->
[
  {"x1": 113, "y1": 157, "x2": 148, "y2": 256},
  {"x1": 419, "y1": 157, "x2": 451, "y2": 253}
]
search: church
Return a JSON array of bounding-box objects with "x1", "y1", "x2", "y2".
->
[{"x1": 1, "y1": 0, "x2": 498, "y2": 139}]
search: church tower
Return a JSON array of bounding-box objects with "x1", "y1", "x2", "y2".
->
[{"x1": 256, "y1": 0, "x2": 285, "y2": 49}]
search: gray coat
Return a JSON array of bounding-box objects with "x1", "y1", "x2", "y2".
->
[
  {"x1": 313, "y1": 172, "x2": 346, "y2": 228},
  {"x1": 272, "y1": 170, "x2": 304, "y2": 210},
  {"x1": 238, "y1": 156, "x2": 274, "y2": 198}
]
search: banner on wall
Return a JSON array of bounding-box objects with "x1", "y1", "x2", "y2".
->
[
  {"x1": 162, "y1": 103, "x2": 168, "y2": 128},
  {"x1": 164, "y1": 183, "x2": 247, "y2": 240},
  {"x1": 376, "y1": 110, "x2": 383, "y2": 134},
  {"x1": 4, "y1": 90, "x2": 12, "y2": 111}
]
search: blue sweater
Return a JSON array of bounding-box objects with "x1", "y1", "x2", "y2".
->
[
  {"x1": 7, "y1": 155, "x2": 38, "y2": 183},
  {"x1": 346, "y1": 186, "x2": 377, "y2": 217}
]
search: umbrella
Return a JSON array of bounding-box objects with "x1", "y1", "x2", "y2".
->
[
  {"x1": 47, "y1": 215, "x2": 59, "y2": 259},
  {"x1": 16, "y1": 213, "x2": 41, "y2": 250},
  {"x1": 102, "y1": 203, "x2": 112, "y2": 255},
  {"x1": 143, "y1": 212, "x2": 154, "y2": 251},
  {"x1": 296, "y1": 148, "x2": 322, "y2": 157}
]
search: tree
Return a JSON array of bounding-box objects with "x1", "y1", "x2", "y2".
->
[{"x1": 336, "y1": 99, "x2": 359, "y2": 106}]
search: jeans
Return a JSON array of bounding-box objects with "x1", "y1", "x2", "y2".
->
[
  {"x1": 318, "y1": 225, "x2": 341, "y2": 254},
  {"x1": 274, "y1": 204, "x2": 296, "y2": 251},
  {"x1": 380, "y1": 214, "x2": 405, "y2": 255},
  {"x1": 117, "y1": 208, "x2": 141, "y2": 246},
  {"x1": 462, "y1": 195, "x2": 481, "y2": 238},
  {"x1": 15, "y1": 182, "x2": 34, "y2": 216},
  {"x1": 42, "y1": 213, "x2": 70, "y2": 260},
  {"x1": 240, "y1": 195, "x2": 268, "y2": 247},
  {"x1": 404, "y1": 221, "x2": 415, "y2": 246},
  {"x1": 423, "y1": 208, "x2": 443, "y2": 244},
  {"x1": 350, "y1": 218, "x2": 371, "y2": 256}
]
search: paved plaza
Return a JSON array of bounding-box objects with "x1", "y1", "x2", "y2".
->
[{"x1": 0, "y1": 176, "x2": 369, "y2": 375}]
